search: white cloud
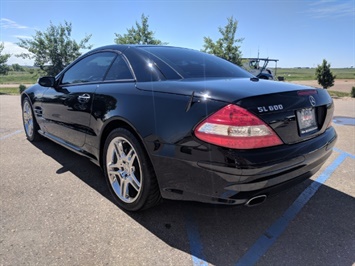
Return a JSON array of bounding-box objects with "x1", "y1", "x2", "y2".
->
[
  {"x1": 309, "y1": 0, "x2": 337, "y2": 6},
  {"x1": 307, "y1": 1, "x2": 355, "y2": 18},
  {"x1": 14, "y1": 35, "x2": 33, "y2": 39},
  {"x1": 0, "y1": 18, "x2": 29, "y2": 29},
  {"x1": 2, "y1": 42, "x2": 34, "y2": 66}
]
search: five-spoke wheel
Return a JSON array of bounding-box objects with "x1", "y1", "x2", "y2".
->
[
  {"x1": 106, "y1": 136, "x2": 142, "y2": 203},
  {"x1": 103, "y1": 128, "x2": 160, "y2": 211},
  {"x1": 22, "y1": 98, "x2": 41, "y2": 142}
]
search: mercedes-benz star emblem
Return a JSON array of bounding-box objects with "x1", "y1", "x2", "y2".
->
[{"x1": 309, "y1": 95, "x2": 316, "y2": 107}]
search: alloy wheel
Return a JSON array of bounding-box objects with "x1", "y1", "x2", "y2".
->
[
  {"x1": 106, "y1": 136, "x2": 142, "y2": 203},
  {"x1": 23, "y1": 100, "x2": 34, "y2": 139}
]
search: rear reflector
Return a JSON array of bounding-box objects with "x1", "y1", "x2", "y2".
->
[{"x1": 194, "y1": 104, "x2": 283, "y2": 149}]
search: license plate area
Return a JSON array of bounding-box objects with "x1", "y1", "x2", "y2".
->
[{"x1": 296, "y1": 108, "x2": 318, "y2": 135}]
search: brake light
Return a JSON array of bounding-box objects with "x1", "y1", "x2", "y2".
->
[
  {"x1": 194, "y1": 104, "x2": 283, "y2": 149},
  {"x1": 297, "y1": 90, "x2": 317, "y2": 96}
]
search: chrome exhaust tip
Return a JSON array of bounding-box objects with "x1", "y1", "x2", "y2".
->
[{"x1": 245, "y1": 195, "x2": 267, "y2": 207}]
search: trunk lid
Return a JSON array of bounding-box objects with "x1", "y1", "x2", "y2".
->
[
  {"x1": 236, "y1": 88, "x2": 334, "y2": 144},
  {"x1": 137, "y1": 78, "x2": 334, "y2": 145}
]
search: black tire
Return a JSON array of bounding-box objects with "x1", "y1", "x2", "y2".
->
[
  {"x1": 22, "y1": 97, "x2": 42, "y2": 142},
  {"x1": 103, "y1": 128, "x2": 161, "y2": 211}
]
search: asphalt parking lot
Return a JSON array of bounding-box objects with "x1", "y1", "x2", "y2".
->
[{"x1": 1, "y1": 95, "x2": 354, "y2": 266}]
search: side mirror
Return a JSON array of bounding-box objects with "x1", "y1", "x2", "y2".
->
[{"x1": 38, "y1": 77, "x2": 56, "y2": 87}]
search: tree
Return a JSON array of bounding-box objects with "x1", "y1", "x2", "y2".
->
[
  {"x1": 315, "y1": 59, "x2": 336, "y2": 89},
  {"x1": 17, "y1": 21, "x2": 92, "y2": 76},
  {"x1": 0, "y1": 42, "x2": 11, "y2": 75},
  {"x1": 12, "y1": 63, "x2": 24, "y2": 72},
  {"x1": 114, "y1": 14, "x2": 167, "y2": 45},
  {"x1": 202, "y1": 16, "x2": 244, "y2": 66}
]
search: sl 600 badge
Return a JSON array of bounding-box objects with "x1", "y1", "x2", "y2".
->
[{"x1": 257, "y1": 104, "x2": 284, "y2": 113}]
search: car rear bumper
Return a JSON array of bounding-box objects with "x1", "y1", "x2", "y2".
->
[{"x1": 149, "y1": 127, "x2": 337, "y2": 205}]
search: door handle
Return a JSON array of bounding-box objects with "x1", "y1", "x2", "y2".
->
[{"x1": 78, "y1": 94, "x2": 91, "y2": 103}]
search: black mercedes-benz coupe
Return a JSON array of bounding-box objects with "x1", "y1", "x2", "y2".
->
[{"x1": 21, "y1": 45, "x2": 337, "y2": 211}]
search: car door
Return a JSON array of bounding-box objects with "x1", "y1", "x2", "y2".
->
[{"x1": 41, "y1": 51, "x2": 118, "y2": 147}]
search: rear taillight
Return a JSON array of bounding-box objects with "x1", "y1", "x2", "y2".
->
[{"x1": 194, "y1": 104, "x2": 283, "y2": 149}]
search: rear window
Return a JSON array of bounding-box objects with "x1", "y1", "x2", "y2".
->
[{"x1": 139, "y1": 46, "x2": 252, "y2": 79}]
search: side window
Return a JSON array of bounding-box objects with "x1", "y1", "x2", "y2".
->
[
  {"x1": 61, "y1": 52, "x2": 117, "y2": 85},
  {"x1": 104, "y1": 56, "x2": 133, "y2": 81}
]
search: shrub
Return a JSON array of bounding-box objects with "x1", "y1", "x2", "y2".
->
[
  {"x1": 19, "y1": 84, "x2": 26, "y2": 94},
  {"x1": 351, "y1": 87, "x2": 355, "y2": 98},
  {"x1": 315, "y1": 59, "x2": 336, "y2": 89}
]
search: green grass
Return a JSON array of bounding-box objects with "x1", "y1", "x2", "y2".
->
[
  {"x1": 275, "y1": 68, "x2": 315, "y2": 80},
  {"x1": 0, "y1": 70, "x2": 39, "y2": 84},
  {"x1": 275, "y1": 68, "x2": 354, "y2": 81},
  {"x1": 0, "y1": 87, "x2": 20, "y2": 95},
  {"x1": 332, "y1": 68, "x2": 355, "y2": 79},
  {"x1": 328, "y1": 90, "x2": 350, "y2": 97}
]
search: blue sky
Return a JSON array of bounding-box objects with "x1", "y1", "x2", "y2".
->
[{"x1": 1, "y1": 0, "x2": 354, "y2": 67}]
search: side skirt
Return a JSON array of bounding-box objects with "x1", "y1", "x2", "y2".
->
[{"x1": 38, "y1": 130, "x2": 100, "y2": 166}]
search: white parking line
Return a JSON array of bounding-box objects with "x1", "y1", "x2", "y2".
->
[{"x1": 0, "y1": 130, "x2": 23, "y2": 140}]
